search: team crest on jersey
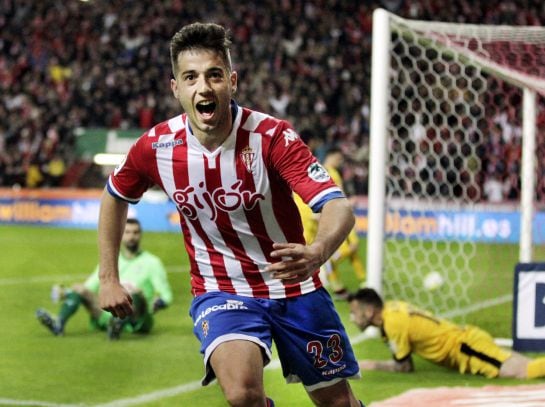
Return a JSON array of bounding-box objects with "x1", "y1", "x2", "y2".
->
[
  {"x1": 307, "y1": 162, "x2": 330, "y2": 183},
  {"x1": 202, "y1": 320, "x2": 209, "y2": 337},
  {"x1": 283, "y1": 128, "x2": 299, "y2": 146},
  {"x1": 240, "y1": 146, "x2": 255, "y2": 173}
]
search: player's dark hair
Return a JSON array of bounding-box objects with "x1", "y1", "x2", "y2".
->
[
  {"x1": 170, "y1": 22, "x2": 232, "y2": 77},
  {"x1": 325, "y1": 146, "x2": 343, "y2": 157},
  {"x1": 126, "y1": 218, "x2": 141, "y2": 229},
  {"x1": 347, "y1": 288, "x2": 384, "y2": 308}
]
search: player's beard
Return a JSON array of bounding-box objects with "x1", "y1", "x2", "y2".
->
[{"x1": 125, "y1": 241, "x2": 140, "y2": 254}]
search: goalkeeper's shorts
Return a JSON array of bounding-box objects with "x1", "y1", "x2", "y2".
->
[{"x1": 90, "y1": 310, "x2": 153, "y2": 334}]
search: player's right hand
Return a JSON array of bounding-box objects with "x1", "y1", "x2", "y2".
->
[{"x1": 99, "y1": 282, "x2": 134, "y2": 318}]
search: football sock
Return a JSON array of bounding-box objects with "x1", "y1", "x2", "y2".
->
[
  {"x1": 57, "y1": 291, "x2": 82, "y2": 328},
  {"x1": 266, "y1": 397, "x2": 275, "y2": 407},
  {"x1": 527, "y1": 357, "x2": 545, "y2": 379}
]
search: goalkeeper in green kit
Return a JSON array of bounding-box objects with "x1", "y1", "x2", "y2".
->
[{"x1": 36, "y1": 218, "x2": 173, "y2": 340}]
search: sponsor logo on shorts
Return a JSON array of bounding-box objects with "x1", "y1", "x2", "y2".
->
[
  {"x1": 194, "y1": 299, "x2": 249, "y2": 326},
  {"x1": 321, "y1": 364, "x2": 347, "y2": 376}
]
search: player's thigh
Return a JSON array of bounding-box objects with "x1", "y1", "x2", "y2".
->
[
  {"x1": 210, "y1": 339, "x2": 265, "y2": 390},
  {"x1": 189, "y1": 291, "x2": 273, "y2": 386},
  {"x1": 72, "y1": 285, "x2": 102, "y2": 318}
]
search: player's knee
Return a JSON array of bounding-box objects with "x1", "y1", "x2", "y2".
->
[
  {"x1": 499, "y1": 353, "x2": 530, "y2": 378},
  {"x1": 308, "y1": 381, "x2": 356, "y2": 407},
  {"x1": 221, "y1": 385, "x2": 264, "y2": 407},
  {"x1": 71, "y1": 283, "x2": 86, "y2": 294},
  {"x1": 311, "y1": 393, "x2": 353, "y2": 407}
]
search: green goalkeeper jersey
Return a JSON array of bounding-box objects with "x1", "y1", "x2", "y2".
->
[{"x1": 85, "y1": 251, "x2": 173, "y2": 312}]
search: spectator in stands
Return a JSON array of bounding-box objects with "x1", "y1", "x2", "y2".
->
[{"x1": 1, "y1": 0, "x2": 544, "y2": 204}]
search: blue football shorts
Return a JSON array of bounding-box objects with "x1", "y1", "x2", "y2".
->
[{"x1": 189, "y1": 287, "x2": 361, "y2": 390}]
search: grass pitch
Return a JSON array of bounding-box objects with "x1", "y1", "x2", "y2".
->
[{"x1": 0, "y1": 225, "x2": 540, "y2": 406}]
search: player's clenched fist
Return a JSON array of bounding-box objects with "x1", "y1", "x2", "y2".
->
[{"x1": 99, "y1": 281, "x2": 133, "y2": 318}]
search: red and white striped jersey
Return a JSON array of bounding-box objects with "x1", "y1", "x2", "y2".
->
[{"x1": 108, "y1": 102, "x2": 343, "y2": 299}]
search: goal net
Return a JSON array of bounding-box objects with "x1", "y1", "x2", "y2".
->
[{"x1": 367, "y1": 9, "x2": 545, "y2": 319}]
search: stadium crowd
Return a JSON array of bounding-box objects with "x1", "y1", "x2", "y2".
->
[{"x1": 1, "y1": 0, "x2": 544, "y2": 202}]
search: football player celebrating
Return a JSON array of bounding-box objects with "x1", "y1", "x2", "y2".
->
[{"x1": 98, "y1": 22, "x2": 364, "y2": 407}]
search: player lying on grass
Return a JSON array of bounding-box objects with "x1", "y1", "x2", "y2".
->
[
  {"x1": 348, "y1": 288, "x2": 545, "y2": 379},
  {"x1": 36, "y1": 218, "x2": 173, "y2": 340}
]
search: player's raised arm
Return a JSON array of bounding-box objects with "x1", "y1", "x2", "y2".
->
[{"x1": 97, "y1": 189, "x2": 133, "y2": 318}]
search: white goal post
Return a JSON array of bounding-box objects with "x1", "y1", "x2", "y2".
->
[{"x1": 367, "y1": 8, "x2": 545, "y2": 316}]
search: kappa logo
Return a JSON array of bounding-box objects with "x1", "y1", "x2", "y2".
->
[
  {"x1": 283, "y1": 128, "x2": 299, "y2": 146},
  {"x1": 307, "y1": 162, "x2": 330, "y2": 183},
  {"x1": 152, "y1": 139, "x2": 183, "y2": 149},
  {"x1": 194, "y1": 299, "x2": 249, "y2": 326},
  {"x1": 113, "y1": 155, "x2": 127, "y2": 176}
]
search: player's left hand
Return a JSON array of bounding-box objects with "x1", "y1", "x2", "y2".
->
[{"x1": 266, "y1": 242, "x2": 324, "y2": 283}]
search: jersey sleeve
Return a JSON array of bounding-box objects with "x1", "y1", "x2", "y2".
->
[
  {"x1": 107, "y1": 134, "x2": 154, "y2": 203},
  {"x1": 383, "y1": 306, "x2": 412, "y2": 361},
  {"x1": 268, "y1": 122, "x2": 343, "y2": 213},
  {"x1": 149, "y1": 255, "x2": 173, "y2": 305}
]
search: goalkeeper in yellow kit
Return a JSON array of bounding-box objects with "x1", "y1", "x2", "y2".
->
[
  {"x1": 295, "y1": 147, "x2": 365, "y2": 298},
  {"x1": 348, "y1": 288, "x2": 545, "y2": 379}
]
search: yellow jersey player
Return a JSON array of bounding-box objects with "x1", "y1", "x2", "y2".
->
[
  {"x1": 348, "y1": 288, "x2": 545, "y2": 379},
  {"x1": 322, "y1": 148, "x2": 365, "y2": 298}
]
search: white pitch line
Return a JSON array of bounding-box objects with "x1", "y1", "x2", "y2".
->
[
  {"x1": 443, "y1": 294, "x2": 513, "y2": 319},
  {"x1": 0, "y1": 399, "x2": 83, "y2": 407},
  {"x1": 92, "y1": 381, "x2": 205, "y2": 407},
  {"x1": 0, "y1": 274, "x2": 88, "y2": 286},
  {"x1": 0, "y1": 266, "x2": 187, "y2": 286}
]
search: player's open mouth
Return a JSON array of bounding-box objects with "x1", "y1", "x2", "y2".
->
[{"x1": 196, "y1": 100, "x2": 216, "y2": 119}]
